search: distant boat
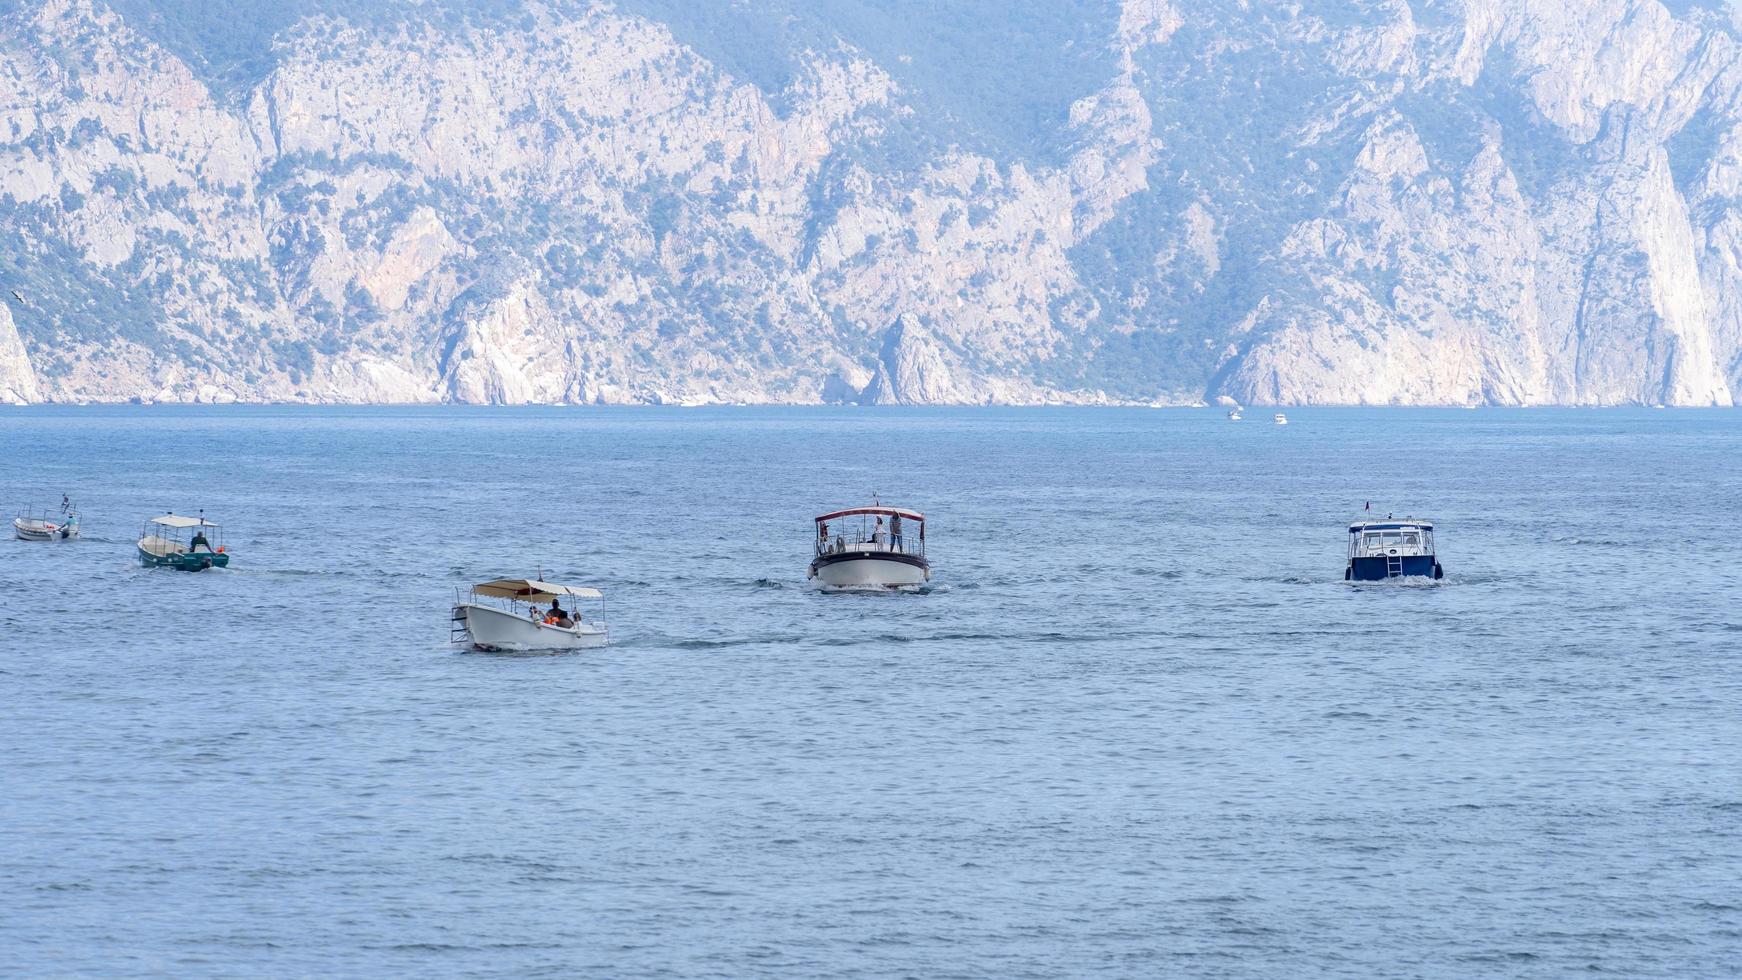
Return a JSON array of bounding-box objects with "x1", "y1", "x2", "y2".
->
[
  {"x1": 14, "y1": 497, "x2": 79, "y2": 541},
  {"x1": 451, "y1": 579, "x2": 608, "y2": 652},
  {"x1": 1273, "y1": 413, "x2": 1288, "y2": 425},
  {"x1": 137, "y1": 513, "x2": 229, "y2": 571},
  {"x1": 14, "y1": 514, "x2": 78, "y2": 541},
  {"x1": 1226, "y1": 409, "x2": 1242, "y2": 421},
  {"x1": 1346, "y1": 519, "x2": 1443, "y2": 581},
  {"x1": 810, "y1": 504, "x2": 929, "y2": 588}
]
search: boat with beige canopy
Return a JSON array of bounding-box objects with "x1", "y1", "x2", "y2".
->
[
  {"x1": 137, "y1": 512, "x2": 229, "y2": 571},
  {"x1": 450, "y1": 578, "x2": 608, "y2": 652}
]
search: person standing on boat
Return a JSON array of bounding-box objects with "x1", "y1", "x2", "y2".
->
[
  {"x1": 189, "y1": 529, "x2": 211, "y2": 553},
  {"x1": 818, "y1": 521, "x2": 830, "y2": 553},
  {"x1": 890, "y1": 513, "x2": 904, "y2": 553},
  {"x1": 872, "y1": 517, "x2": 888, "y2": 549}
]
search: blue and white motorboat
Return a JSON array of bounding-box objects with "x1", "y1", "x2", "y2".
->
[{"x1": 1346, "y1": 519, "x2": 1443, "y2": 581}]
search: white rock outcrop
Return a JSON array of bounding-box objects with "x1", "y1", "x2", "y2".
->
[
  {"x1": 0, "y1": 301, "x2": 40, "y2": 404},
  {"x1": 859, "y1": 315, "x2": 977, "y2": 405}
]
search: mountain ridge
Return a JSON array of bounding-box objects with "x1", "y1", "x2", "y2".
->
[{"x1": 3, "y1": 0, "x2": 1741, "y2": 406}]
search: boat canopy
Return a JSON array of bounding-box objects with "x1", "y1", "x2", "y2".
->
[
  {"x1": 150, "y1": 514, "x2": 219, "y2": 529},
  {"x1": 815, "y1": 506, "x2": 924, "y2": 523},
  {"x1": 473, "y1": 579, "x2": 602, "y2": 602}
]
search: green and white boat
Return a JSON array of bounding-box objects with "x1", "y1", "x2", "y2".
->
[{"x1": 137, "y1": 513, "x2": 230, "y2": 571}]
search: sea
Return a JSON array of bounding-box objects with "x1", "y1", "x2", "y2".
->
[{"x1": 1, "y1": 406, "x2": 1738, "y2": 977}]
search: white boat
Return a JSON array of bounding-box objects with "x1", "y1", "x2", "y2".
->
[
  {"x1": 14, "y1": 516, "x2": 78, "y2": 541},
  {"x1": 451, "y1": 578, "x2": 608, "y2": 652},
  {"x1": 14, "y1": 498, "x2": 79, "y2": 541},
  {"x1": 809, "y1": 504, "x2": 930, "y2": 589},
  {"x1": 1227, "y1": 408, "x2": 1242, "y2": 421},
  {"x1": 1273, "y1": 413, "x2": 1288, "y2": 425}
]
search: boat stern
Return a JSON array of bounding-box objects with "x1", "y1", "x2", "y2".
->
[{"x1": 1346, "y1": 520, "x2": 1441, "y2": 581}]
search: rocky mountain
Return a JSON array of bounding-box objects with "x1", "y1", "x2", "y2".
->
[{"x1": 2, "y1": 0, "x2": 1741, "y2": 405}]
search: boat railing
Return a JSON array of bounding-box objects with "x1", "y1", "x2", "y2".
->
[{"x1": 816, "y1": 529, "x2": 926, "y2": 559}]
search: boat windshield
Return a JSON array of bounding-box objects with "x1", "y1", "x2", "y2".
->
[
  {"x1": 1351, "y1": 525, "x2": 1433, "y2": 557},
  {"x1": 1362, "y1": 531, "x2": 1420, "y2": 548}
]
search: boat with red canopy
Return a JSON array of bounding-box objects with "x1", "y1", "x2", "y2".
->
[{"x1": 809, "y1": 503, "x2": 929, "y2": 589}]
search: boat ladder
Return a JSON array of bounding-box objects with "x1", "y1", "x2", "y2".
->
[
  {"x1": 449, "y1": 604, "x2": 471, "y2": 644},
  {"x1": 1386, "y1": 555, "x2": 1404, "y2": 577}
]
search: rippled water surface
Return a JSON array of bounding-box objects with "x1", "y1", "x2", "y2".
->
[{"x1": 3, "y1": 406, "x2": 1740, "y2": 976}]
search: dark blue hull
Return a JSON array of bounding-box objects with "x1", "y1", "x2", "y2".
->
[{"x1": 1347, "y1": 556, "x2": 1442, "y2": 581}]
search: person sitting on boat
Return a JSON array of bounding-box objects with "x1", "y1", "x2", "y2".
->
[
  {"x1": 189, "y1": 530, "x2": 212, "y2": 553},
  {"x1": 545, "y1": 598, "x2": 574, "y2": 629},
  {"x1": 528, "y1": 605, "x2": 543, "y2": 621}
]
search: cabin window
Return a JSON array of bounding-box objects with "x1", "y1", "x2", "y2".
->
[
  {"x1": 1402, "y1": 533, "x2": 1419, "y2": 546},
  {"x1": 1364, "y1": 533, "x2": 1381, "y2": 548}
]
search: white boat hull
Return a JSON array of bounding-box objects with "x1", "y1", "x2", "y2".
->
[
  {"x1": 809, "y1": 553, "x2": 929, "y2": 589},
  {"x1": 455, "y1": 603, "x2": 607, "y2": 652},
  {"x1": 14, "y1": 517, "x2": 77, "y2": 541}
]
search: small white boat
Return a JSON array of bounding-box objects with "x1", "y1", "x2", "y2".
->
[
  {"x1": 1273, "y1": 413, "x2": 1288, "y2": 425},
  {"x1": 14, "y1": 516, "x2": 77, "y2": 541},
  {"x1": 14, "y1": 498, "x2": 79, "y2": 541},
  {"x1": 1227, "y1": 408, "x2": 1242, "y2": 421},
  {"x1": 451, "y1": 578, "x2": 608, "y2": 652},
  {"x1": 809, "y1": 504, "x2": 930, "y2": 589}
]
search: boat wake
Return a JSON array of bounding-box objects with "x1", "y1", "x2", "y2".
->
[
  {"x1": 668, "y1": 634, "x2": 808, "y2": 650},
  {"x1": 457, "y1": 645, "x2": 593, "y2": 660},
  {"x1": 1344, "y1": 576, "x2": 1446, "y2": 588},
  {"x1": 1551, "y1": 535, "x2": 1631, "y2": 547},
  {"x1": 809, "y1": 581, "x2": 933, "y2": 595}
]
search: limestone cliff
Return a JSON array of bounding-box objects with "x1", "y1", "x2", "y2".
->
[
  {"x1": 2, "y1": 0, "x2": 1741, "y2": 406},
  {"x1": 0, "y1": 300, "x2": 39, "y2": 404},
  {"x1": 859, "y1": 315, "x2": 973, "y2": 406}
]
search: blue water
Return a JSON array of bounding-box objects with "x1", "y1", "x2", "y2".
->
[{"x1": 2, "y1": 407, "x2": 1739, "y2": 976}]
